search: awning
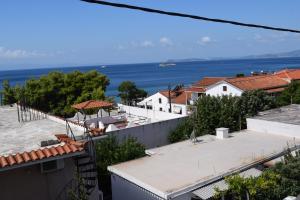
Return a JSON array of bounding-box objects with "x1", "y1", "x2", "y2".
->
[{"x1": 192, "y1": 168, "x2": 262, "y2": 200}]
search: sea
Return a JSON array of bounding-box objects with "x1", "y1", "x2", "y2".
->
[{"x1": 1, "y1": 57, "x2": 300, "y2": 99}]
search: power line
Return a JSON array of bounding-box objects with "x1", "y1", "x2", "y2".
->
[{"x1": 81, "y1": 0, "x2": 300, "y2": 34}]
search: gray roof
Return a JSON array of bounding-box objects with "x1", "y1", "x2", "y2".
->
[
  {"x1": 108, "y1": 131, "x2": 300, "y2": 199},
  {"x1": 0, "y1": 105, "x2": 83, "y2": 156},
  {"x1": 253, "y1": 104, "x2": 300, "y2": 125}
]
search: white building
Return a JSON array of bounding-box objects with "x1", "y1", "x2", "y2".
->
[
  {"x1": 205, "y1": 75, "x2": 289, "y2": 97},
  {"x1": 108, "y1": 105, "x2": 300, "y2": 200},
  {"x1": 138, "y1": 89, "x2": 198, "y2": 116}
]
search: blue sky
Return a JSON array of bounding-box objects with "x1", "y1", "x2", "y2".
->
[{"x1": 1, "y1": 0, "x2": 300, "y2": 70}]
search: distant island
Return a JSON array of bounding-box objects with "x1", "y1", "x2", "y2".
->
[{"x1": 164, "y1": 49, "x2": 300, "y2": 63}]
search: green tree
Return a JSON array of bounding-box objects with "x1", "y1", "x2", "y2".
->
[
  {"x1": 3, "y1": 70, "x2": 109, "y2": 117},
  {"x1": 277, "y1": 81, "x2": 300, "y2": 106},
  {"x1": 118, "y1": 81, "x2": 147, "y2": 105},
  {"x1": 2, "y1": 80, "x2": 16, "y2": 105},
  {"x1": 95, "y1": 136, "x2": 145, "y2": 196}
]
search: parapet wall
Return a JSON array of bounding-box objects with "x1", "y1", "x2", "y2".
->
[
  {"x1": 247, "y1": 118, "x2": 300, "y2": 139},
  {"x1": 118, "y1": 104, "x2": 183, "y2": 122},
  {"x1": 95, "y1": 116, "x2": 187, "y2": 149}
]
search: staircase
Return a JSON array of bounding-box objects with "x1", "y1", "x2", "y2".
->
[
  {"x1": 56, "y1": 122, "x2": 99, "y2": 200},
  {"x1": 75, "y1": 135, "x2": 98, "y2": 196}
]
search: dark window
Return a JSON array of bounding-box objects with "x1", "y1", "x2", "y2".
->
[
  {"x1": 159, "y1": 107, "x2": 163, "y2": 111},
  {"x1": 223, "y1": 86, "x2": 227, "y2": 91},
  {"x1": 159, "y1": 98, "x2": 162, "y2": 104}
]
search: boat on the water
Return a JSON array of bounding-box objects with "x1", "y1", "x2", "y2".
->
[
  {"x1": 159, "y1": 63, "x2": 176, "y2": 67},
  {"x1": 101, "y1": 65, "x2": 107, "y2": 68}
]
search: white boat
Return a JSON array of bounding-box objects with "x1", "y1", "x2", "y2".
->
[{"x1": 159, "y1": 63, "x2": 176, "y2": 67}]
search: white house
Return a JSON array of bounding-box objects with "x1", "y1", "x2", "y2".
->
[
  {"x1": 137, "y1": 89, "x2": 193, "y2": 116},
  {"x1": 196, "y1": 75, "x2": 289, "y2": 97}
]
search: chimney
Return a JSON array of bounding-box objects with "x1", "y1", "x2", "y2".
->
[{"x1": 216, "y1": 128, "x2": 229, "y2": 139}]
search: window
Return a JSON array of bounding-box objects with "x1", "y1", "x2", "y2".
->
[
  {"x1": 158, "y1": 98, "x2": 162, "y2": 104},
  {"x1": 41, "y1": 159, "x2": 64, "y2": 173},
  {"x1": 159, "y1": 108, "x2": 163, "y2": 111},
  {"x1": 223, "y1": 85, "x2": 227, "y2": 92}
]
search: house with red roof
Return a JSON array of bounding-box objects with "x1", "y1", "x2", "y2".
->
[
  {"x1": 205, "y1": 74, "x2": 289, "y2": 96},
  {"x1": 137, "y1": 87, "x2": 195, "y2": 116}
]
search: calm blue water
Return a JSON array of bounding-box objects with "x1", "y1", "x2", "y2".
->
[{"x1": 1, "y1": 57, "x2": 300, "y2": 98}]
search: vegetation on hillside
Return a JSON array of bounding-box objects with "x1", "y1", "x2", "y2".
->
[
  {"x1": 118, "y1": 81, "x2": 147, "y2": 105},
  {"x1": 213, "y1": 149, "x2": 300, "y2": 200},
  {"x1": 95, "y1": 136, "x2": 146, "y2": 197},
  {"x1": 1, "y1": 70, "x2": 110, "y2": 117}
]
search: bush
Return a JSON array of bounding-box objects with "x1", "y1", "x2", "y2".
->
[
  {"x1": 95, "y1": 136, "x2": 145, "y2": 196},
  {"x1": 168, "y1": 119, "x2": 193, "y2": 143},
  {"x1": 168, "y1": 90, "x2": 277, "y2": 142},
  {"x1": 213, "y1": 149, "x2": 300, "y2": 200}
]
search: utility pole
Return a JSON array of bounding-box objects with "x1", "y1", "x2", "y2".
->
[{"x1": 168, "y1": 84, "x2": 172, "y2": 113}]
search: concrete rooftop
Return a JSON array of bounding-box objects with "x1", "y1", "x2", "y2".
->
[
  {"x1": 0, "y1": 105, "x2": 83, "y2": 156},
  {"x1": 254, "y1": 104, "x2": 300, "y2": 125},
  {"x1": 108, "y1": 131, "x2": 300, "y2": 199}
]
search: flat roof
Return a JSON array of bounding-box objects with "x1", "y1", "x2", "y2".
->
[
  {"x1": 252, "y1": 104, "x2": 300, "y2": 125},
  {"x1": 0, "y1": 105, "x2": 83, "y2": 156},
  {"x1": 108, "y1": 131, "x2": 300, "y2": 199}
]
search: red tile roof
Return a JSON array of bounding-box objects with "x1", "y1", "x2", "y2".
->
[
  {"x1": 275, "y1": 69, "x2": 300, "y2": 80},
  {"x1": 193, "y1": 77, "x2": 228, "y2": 87},
  {"x1": 159, "y1": 89, "x2": 192, "y2": 105},
  {"x1": 225, "y1": 75, "x2": 289, "y2": 91},
  {"x1": 72, "y1": 100, "x2": 113, "y2": 110},
  {"x1": 0, "y1": 135, "x2": 84, "y2": 169}
]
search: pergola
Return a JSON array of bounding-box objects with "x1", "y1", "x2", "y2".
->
[{"x1": 72, "y1": 100, "x2": 114, "y2": 122}]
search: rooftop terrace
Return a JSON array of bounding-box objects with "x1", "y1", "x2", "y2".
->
[
  {"x1": 0, "y1": 105, "x2": 83, "y2": 156},
  {"x1": 108, "y1": 130, "x2": 300, "y2": 199},
  {"x1": 254, "y1": 104, "x2": 300, "y2": 125}
]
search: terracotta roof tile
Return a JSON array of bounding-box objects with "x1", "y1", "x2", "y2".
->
[
  {"x1": 56, "y1": 146, "x2": 65, "y2": 155},
  {"x1": 69, "y1": 144, "x2": 78, "y2": 152},
  {"x1": 225, "y1": 75, "x2": 289, "y2": 91},
  {"x1": 7, "y1": 155, "x2": 16, "y2": 166},
  {"x1": 0, "y1": 138, "x2": 85, "y2": 170},
  {"x1": 193, "y1": 77, "x2": 228, "y2": 87},
  {"x1": 22, "y1": 152, "x2": 31, "y2": 163},
  {"x1": 159, "y1": 89, "x2": 193, "y2": 105},
  {"x1": 49, "y1": 147, "x2": 59, "y2": 157},
  {"x1": 29, "y1": 151, "x2": 38, "y2": 161},
  {"x1": 62, "y1": 145, "x2": 71, "y2": 154},
  {"x1": 0, "y1": 157, "x2": 8, "y2": 168},
  {"x1": 42, "y1": 148, "x2": 52, "y2": 158},
  {"x1": 275, "y1": 69, "x2": 300, "y2": 80},
  {"x1": 36, "y1": 149, "x2": 45, "y2": 159},
  {"x1": 72, "y1": 100, "x2": 113, "y2": 110},
  {"x1": 15, "y1": 153, "x2": 24, "y2": 164}
]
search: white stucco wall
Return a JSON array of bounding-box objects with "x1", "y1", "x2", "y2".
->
[
  {"x1": 247, "y1": 118, "x2": 300, "y2": 139},
  {"x1": 118, "y1": 104, "x2": 183, "y2": 121},
  {"x1": 206, "y1": 82, "x2": 243, "y2": 97},
  {"x1": 137, "y1": 92, "x2": 188, "y2": 115}
]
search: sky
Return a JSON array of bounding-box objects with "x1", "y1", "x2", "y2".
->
[{"x1": 1, "y1": 0, "x2": 300, "y2": 70}]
